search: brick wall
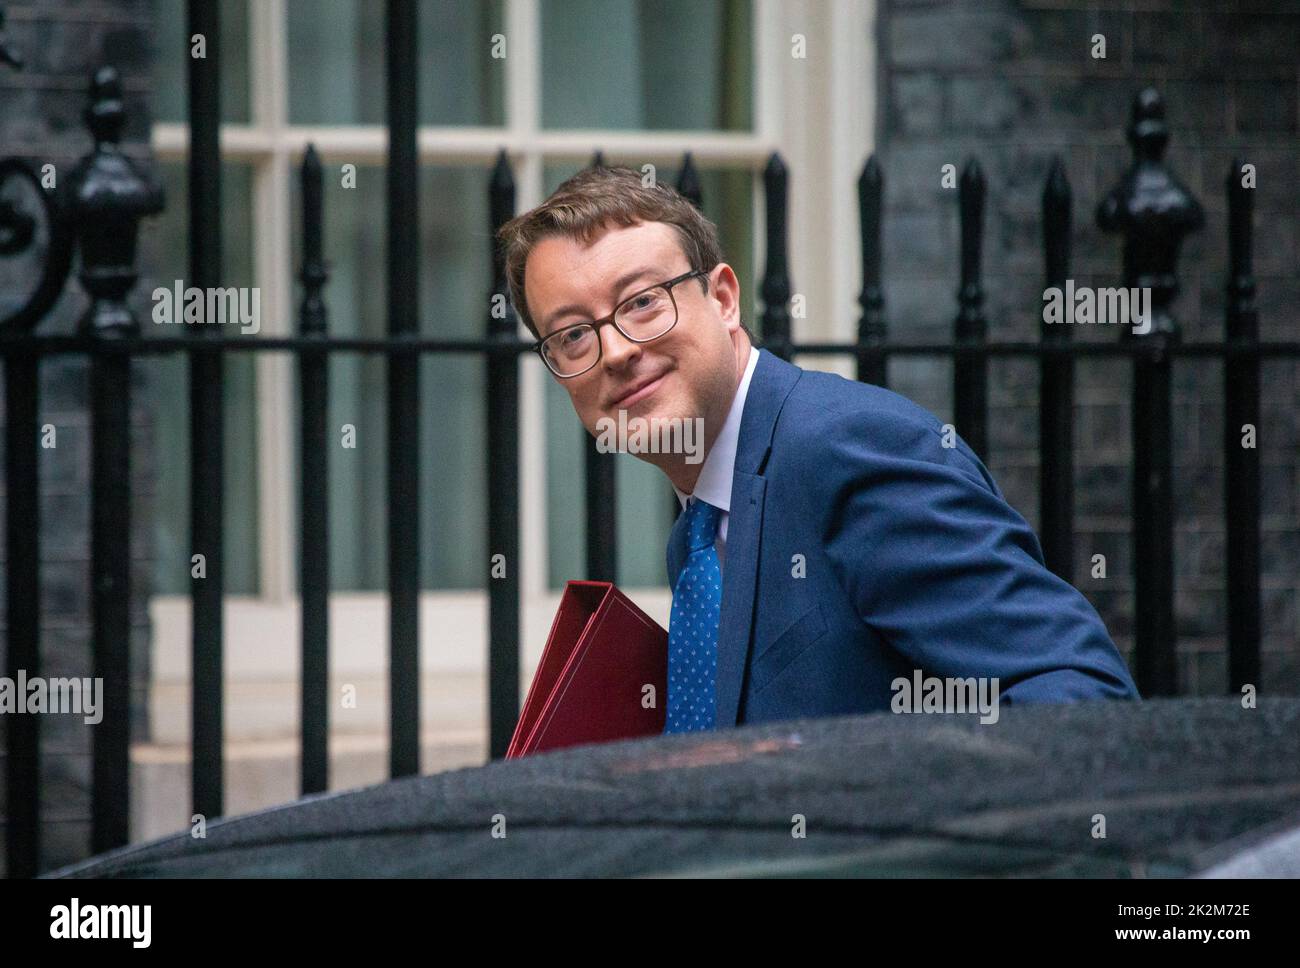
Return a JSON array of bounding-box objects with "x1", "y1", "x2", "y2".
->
[
  {"x1": 875, "y1": 0, "x2": 1300, "y2": 694},
  {"x1": 0, "y1": 0, "x2": 156, "y2": 874}
]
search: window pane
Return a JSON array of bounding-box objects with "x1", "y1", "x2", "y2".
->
[
  {"x1": 542, "y1": 162, "x2": 754, "y2": 589},
  {"x1": 542, "y1": 0, "x2": 752, "y2": 130},
  {"x1": 151, "y1": 0, "x2": 251, "y2": 124},
  {"x1": 138, "y1": 162, "x2": 259, "y2": 596},
  {"x1": 289, "y1": 163, "x2": 491, "y2": 591},
  {"x1": 418, "y1": 167, "x2": 489, "y2": 591},
  {"x1": 287, "y1": 0, "x2": 505, "y2": 126}
]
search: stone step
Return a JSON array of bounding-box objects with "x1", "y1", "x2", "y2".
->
[{"x1": 131, "y1": 729, "x2": 488, "y2": 844}]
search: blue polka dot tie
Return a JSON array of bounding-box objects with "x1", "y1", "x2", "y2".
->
[{"x1": 664, "y1": 496, "x2": 723, "y2": 734}]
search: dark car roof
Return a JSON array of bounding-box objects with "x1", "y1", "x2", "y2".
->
[{"x1": 49, "y1": 697, "x2": 1300, "y2": 878}]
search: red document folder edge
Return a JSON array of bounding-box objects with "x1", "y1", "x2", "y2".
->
[{"x1": 506, "y1": 581, "x2": 667, "y2": 758}]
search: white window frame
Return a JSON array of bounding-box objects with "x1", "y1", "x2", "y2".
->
[{"x1": 146, "y1": 0, "x2": 875, "y2": 748}]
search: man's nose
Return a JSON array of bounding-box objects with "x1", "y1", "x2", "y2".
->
[{"x1": 599, "y1": 321, "x2": 640, "y2": 370}]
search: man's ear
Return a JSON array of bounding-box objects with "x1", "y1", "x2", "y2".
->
[{"x1": 709, "y1": 263, "x2": 743, "y2": 330}]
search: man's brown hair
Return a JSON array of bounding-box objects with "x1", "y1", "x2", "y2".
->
[{"x1": 496, "y1": 164, "x2": 751, "y2": 342}]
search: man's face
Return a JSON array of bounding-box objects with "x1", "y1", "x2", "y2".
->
[{"x1": 525, "y1": 220, "x2": 745, "y2": 451}]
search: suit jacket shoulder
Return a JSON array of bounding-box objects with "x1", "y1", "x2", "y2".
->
[{"x1": 766, "y1": 361, "x2": 1001, "y2": 501}]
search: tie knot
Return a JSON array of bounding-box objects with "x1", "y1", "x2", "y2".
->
[{"x1": 684, "y1": 497, "x2": 722, "y2": 552}]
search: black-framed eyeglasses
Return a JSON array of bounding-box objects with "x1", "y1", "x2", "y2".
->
[{"x1": 534, "y1": 268, "x2": 708, "y2": 378}]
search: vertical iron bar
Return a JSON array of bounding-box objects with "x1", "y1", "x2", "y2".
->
[
  {"x1": 486, "y1": 150, "x2": 521, "y2": 759},
  {"x1": 585, "y1": 436, "x2": 617, "y2": 581},
  {"x1": 188, "y1": 0, "x2": 225, "y2": 822},
  {"x1": 89, "y1": 334, "x2": 133, "y2": 854},
  {"x1": 386, "y1": 0, "x2": 420, "y2": 777},
  {"x1": 0, "y1": 153, "x2": 71, "y2": 874},
  {"x1": 583, "y1": 149, "x2": 617, "y2": 581},
  {"x1": 671, "y1": 152, "x2": 702, "y2": 523},
  {"x1": 856, "y1": 155, "x2": 886, "y2": 386},
  {"x1": 0, "y1": 160, "x2": 70, "y2": 873},
  {"x1": 71, "y1": 65, "x2": 162, "y2": 858},
  {"x1": 4, "y1": 350, "x2": 40, "y2": 876},
  {"x1": 953, "y1": 158, "x2": 987, "y2": 460},
  {"x1": 1131, "y1": 340, "x2": 1177, "y2": 694},
  {"x1": 760, "y1": 153, "x2": 791, "y2": 361},
  {"x1": 298, "y1": 144, "x2": 330, "y2": 793},
  {"x1": 1040, "y1": 156, "x2": 1074, "y2": 580},
  {"x1": 1224, "y1": 157, "x2": 1261, "y2": 692},
  {"x1": 1097, "y1": 89, "x2": 1201, "y2": 697}
]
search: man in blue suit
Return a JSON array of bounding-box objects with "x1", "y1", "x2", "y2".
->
[{"x1": 498, "y1": 166, "x2": 1139, "y2": 734}]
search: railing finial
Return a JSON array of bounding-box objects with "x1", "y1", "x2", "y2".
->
[
  {"x1": 299, "y1": 143, "x2": 328, "y2": 336},
  {"x1": 759, "y1": 151, "x2": 791, "y2": 359},
  {"x1": 675, "y1": 152, "x2": 702, "y2": 211},
  {"x1": 1096, "y1": 87, "x2": 1204, "y2": 341},
  {"x1": 855, "y1": 154, "x2": 885, "y2": 385},
  {"x1": 63, "y1": 65, "x2": 164, "y2": 337}
]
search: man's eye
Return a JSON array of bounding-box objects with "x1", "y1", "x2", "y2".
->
[
  {"x1": 627, "y1": 291, "x2": 665, "y2": 314},
  {"x1": 553, "y1": 327, "x2": 593, "y2": 356}
]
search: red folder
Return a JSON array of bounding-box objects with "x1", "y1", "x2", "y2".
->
[{"x1": 506, "y1": 581, "x2": 668, "y2": 758}]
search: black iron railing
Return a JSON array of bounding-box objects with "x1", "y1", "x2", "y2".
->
[{"x1": 2, "y1": 0, "x2": 1294, "y2": 881}]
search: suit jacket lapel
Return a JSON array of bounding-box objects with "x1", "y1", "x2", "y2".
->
[
  {"x1": 662, "y1": 350, "x2": 802, "y2": 727},
  {"x1": 714, "y1": 471, "x2": 766, "y2": 727}
]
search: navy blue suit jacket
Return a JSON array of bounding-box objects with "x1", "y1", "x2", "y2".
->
[{"x1": 666, "y1": 349, "x2": 1140, "y2": 728}]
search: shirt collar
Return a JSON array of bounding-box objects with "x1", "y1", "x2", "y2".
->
[{"x1": 673, "y1": 344, "x2": 761, "y2": 513}]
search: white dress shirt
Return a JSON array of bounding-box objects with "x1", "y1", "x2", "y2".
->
[{"x1": 672, "y1": 345, "x2": 761, "y2": 573}]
